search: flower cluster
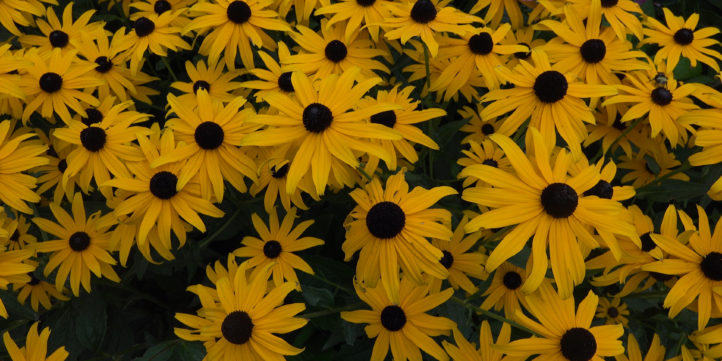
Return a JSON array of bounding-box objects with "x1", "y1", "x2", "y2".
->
[{"x1": 1, "y1": 0, "x2": 722, "y2": 360}]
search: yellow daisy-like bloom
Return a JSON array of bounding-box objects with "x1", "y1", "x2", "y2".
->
[
  {"x1": 432, "y1": 24, "x2": 527, "y2": 92},
  {"x1": 184, "y1": 0, "x2": 290, "y2": 70},
  {"x1": 429, "y1": 216, "x2": 487, "y2": 294},
  {"x1": 680, "y1": 109, "x2": 722, "y2": 200},
  {"x1": 584, "y1": 104, "x2": 644, "y2": 158},
  {"x1": 481, "y1": 50, "x2": 616, "y2": 156},
  {"x1": 315, "y1": 0, "x2": 391, "y2": 42},
  {"x1": 595, "y1": 297, "x2": 629, "y2": 326},
  {"x1": 105, "y1": 129, "x2": 224, "y2": 249},
  {"x1": 19, "y1": 48, "x2": 102, "y2": 124},
  {"x1": 249, "y1": 151, "x2": 319, "y2": 213},
  {"x1": 460, "y1": 129, "x2": 638, "y2": 298},
  {"x1": 52, "y1": 97, "x2": 150, "y2": 199},
  {"x1": 642, "y1": 8, "x2": 722, "y2": 72},
  {"x1": 341, "y1": 277, "x2": 456, "y2": 361},
  {"x1": 286, "y1": 21, "x2": 388, "y2": 80},
  {"x1": 342, "y1": 170, "x2": 456, "y2": 303},
  {"x1": 586, "y1": 204, "x2": 685, "y2": 297},
  {"x1": 174, "y1": 262, "x2": 307, "y2": 361},
  {"x1": 479, "y1": 262, "x2": 529, "y2": 318},
  {"x1": 152, "y1": 90, "x2": 259, "y2": 202},
  {"x1": 603, "y1": 69, "x2": 699, "y2": 147},
  {"x1": 35, "y1": 140, "x2": 78, "y2": 204},
  {"x1": 443, "y1": 321, "x2": 511, "y2": 361},
  {"x1": 242, "y1": 43, "x2": 296, "y2": 101},
  {"x1": 0, "y1": 0, "x2": 51, "y2": 36},
  {"x1": 382, "y1": 0, "x2": 479, "y2": 57},
  {"x1": 0, "y1": 214, "x2": 37, "y2": 251},
  {"x1": 501, "y1": 26, "x2": 541, "y2": 68},
  {"x1": 457, "y1": 139, "x2": 511, "y2": 188},
  {"x1": 614, "y1": 334, "x2": 666, "y2": 361},
  {"x1": 234, "y1": 207, "x2": 323, "y2": 288},
  {"x1": 0, "y1": 44, "x2": 28, "y2": 102},
  {"x1": 567, "y1": 0, "x2": 644, "y2": 40},
  {"x1": 458, "y1": 104, "x2": 509, "y2": 145},
  {"x1": 33, "y1": 192, "x2": 120, "y2": 296},
  {"x1": 642, "y1": 205, "x2": 722, "y2": 330},
  {"x1": 540, "y1": 2, "x2": 648, "y2": 85},
  {"x1": 2, "y1": 322, "x2": 69, "y2": 361},
  {"x1": 19, "y1": 3, "x2": 102, "y2": 56},
  {"x1": 496, "y1": 283, "x2": 624, "y2": 361},
  {"x1": 11, "y1": 261, "x2": 69, "y2": 312},
  {"x1": 569, "y1": 159, "x2": 635, "y2": 204},
  {"x1": 130, "y1": 0, "x2": 195, "y2": 28},
  {"x1": 0, "y1": 247, "x2": 33, "y2": 318},
  {"x1": 0, "y1": 121, "x2": 49, "y2": 214},
  {"x1": 358, "y1": 85, "x2": 442, "y2": 172},
  {"x1": 171, "y1": 59, "x2": 245, "y2": 104},
  {"x1": 77, "y1": 28, "x2": 156, "y2": 103},
  {"x1": 618, "y1": 140, "x2": 689, "y2": 188},
  {"x1": 125, "y1": 10, "x2": 191, "y2": 75},
  {"x1": 240, "y1": 68, "x2": 401, "y2": 195}
]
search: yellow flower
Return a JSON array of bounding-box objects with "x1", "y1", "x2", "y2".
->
[
  {"x1": 18, "y1": 3, "x2": 103, "y2": 56},
  {"x1": 429, "y1": 216, "x2": 488, "y2": 294},
  {"x1": 614, "y1": 333, "x2": 666, "y2": 361},
  {"x1": 2, "y1": 322, "x2": 69, "y2": 361},
  {"x1": 443, "y1": 321, "x2": 511, "y2": 361},
  {"x1": 0, "y1": 121, "x2": 49, "y2": 214},
  {"x1": 595, "y1": 297, "x2": 629, "y2": 326},
  {"x1": 480, "y1": 262, "x2": 530, "y2": 319},
  {"x1": 125, "y1": 10, "x2": 191, "y2": 75},
  {"x1": 341, "y1": 277, "x2": 456, "y2": 361}
]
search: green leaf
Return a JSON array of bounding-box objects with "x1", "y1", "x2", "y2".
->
[
  {"x1": 72, "y1": 292, "x2": 107, "y2": 350},
  {"x1": 132, "y1": 341, "x2": 177, "y2": 361},
  {"x1": 301, "y1": 285, "x2": 334, "y2": 308}
]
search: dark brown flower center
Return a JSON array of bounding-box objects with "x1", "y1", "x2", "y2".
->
[
  {"x1": 194, "y1": 122, "x2": 224, "y2": 150},
  {"x1": 80, "y1": 127, "x2": 107, "y2": 152},
  {"x1": 263, "y1": 240, "x2": 282, "y2": 258},
  {"x1": 601, "y1": 0, "x2": 618, "y2": 7},
  {"x1": 82, "y1": 108, "x2": 103, "y2": 126},
  {"x1": 133, "y1": 17, "x2": 155, "y2": 37},
  {"x1": 583, "y1": 180, "x2": 613, "y2": 199},
  {"x1": 69, "y1": 231, "x2": 91, "y2": 251},
  {"x1": 149, "y1": 171, "x2": 178, "y2": 199},
  {"x1": 502, "y1": 271, "x2": 522, "y2": 290},
  {"x1": 380, "y1": 305, "x2": 406, "y2": 331},
  {"x1": 533, "y1": 71, "x2": 567, "y2": 103},
  {"x1": 356, "y1": 0, "x2": 376, "y2": 6},
  {"x1": 607, "y1": 307, "x2": 619, "y2": 318},
  {"x1": 193, "y1": 80, "x2": 211, "y2": 94},
  {"x1": 673, "y1": 28, "x2": 694, "y2": 45},
  {"x1": 560, "y1": 328, "x2": 597, "y2": 361},
  {"x1": 370, "y1": 110, "x2": 397, "y2": 128},
  {"x1": 227, "y1": 1, "x2": 252, "y2": 24},
  {"x1": 325, "y1": 40, "x2": 348, "y2": 63},
  {"x1": 39, "y1": 72, "x2": 63, "y2": 93},
  {"x1": 154, "y1": 0, "x2": 172, "y2": 14},
  {"x1": 410, "y1": 0, "x2": 436, "y2": 24},
  {"x1": 541, "y1": 183, "x2": 578, "y2": 218},
  {"x1": 221, "y1": 311, "x2": 254, "y2": 344},
  {"x1": 439, "y1": 250, "x2": 454, "y2": 268},
  {"x1": 302, "y1": 103, "x2": 333, "y2": 133},
  {"x1": 49, "y1": 30, "x2": 69, "y2": 48},
  {"x1": 468, "y1": 33, "x2": 494, "y2": 55},
  {"x1": 366, "y1": 201, "x2": 405, "y2": 239},
  {"x1": 701, "y1": 252, "x2": 722, "y2": 281},
  {"x1": 94, "y1": 56, "x2": 113, "y2": 73},
  {"x1": 651, "y1": 87, "x2": 673, "y2": 106},
  {"x1": 481, "y1": 123, "x2": 495, "y2": 135},
  {"x1": 277, "y1": 72, "x2": 294, "y2": 92},
  {"x1": 271, "y1": 163, "x2": 289, "y2": 178},
  {"x1": 580, "y1": 39, "x2": 606, "y2": 63},
  {"x1": 514, "y1": 43, "x2": 531, "y2": 59},
  {"x1": 640, "y1": 232, "x2": 655, "y2": 252}
]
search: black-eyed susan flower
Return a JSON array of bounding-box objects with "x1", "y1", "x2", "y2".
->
[
  {"x1": 76, "y1": 28, "x2": 151, "y2": 103},
  {"x1": 19, "y1": 3, "x2": 102, "y2": 55},
  {"x1": 19, "y1": 48, "x2": 102, "y2": 124},
  {"x1": 33, "y1": 193, "x2": 119, "y2": 296},
  {"x1": 2, "y1": 322, "x2": 68, "y2": 361},
  {"x1": 480, "y1": 262, "x2": 529, "y2": 318},
  {"x1": 234, "y1": 207, "x2": 323, "y2": 288},
  {"x1": 11, "y1": 261, "x2": 69, "y2": 312},
  {"x1": 501, "y1": 26, "x2": 542, "y2": 68},
  {"x1": 382, "y1": 0, "x2": 480, "y2": 57},
  {"x1": 540, "y1": 2, "x2": 648, "y2": 85},
  {"x1": 642, "y1": 205, "x2": 722, "y2": 330},
  {"x1": 603, "y1": 68, "x2": 699, "y2": 147},
  {"x1": 429, "y1": 216, "x2": 487, "y2": 294},
  {"x1": 249, "y1": 152, "x2": 319, "y2": 213},
  {"x1": 52, "y1": 97, "x2": 150, "y2": 199},
  {"x1": 0, "y1": 44, "x2": 28, "y2": 102},
  {"x1": 174, "y1": 262, "x2": 307, "y2": 361},
  {"x1": 596, "y1": 297, "x2": 629, "y2": 326},
  {"x1": 642, "y1": 8, "x2": 722, "y2": 72},
  {"x1": 315, "y1": 0, "x2": 391, "y2": 42},
  {"x1": 615, "y1": 334, "x2": 666, "y2": 361},
  {"x1": 443, "y1": 321, "x2": 511, "y2": 361},
  {"x1": 618, "y1": 141, "x2": 689, "y2": 188},
  {"x1": 152, "y1": 90, "x2": 258, "y2": 202},
  {"x1": 341, "y1": 277, "x2": 456, "y2": 361},
  {"x1": 460, "y1": 129, "x2": 639, "y2": 298},
  {"x1": 126, "y1": 10, "x2": 191, "y2": 75},
  {"x1": 35, "y1": 140, "x2": 77, "y2": 204},
  {"x1": 431, "y1": 24, "x2": 527, "y2": 92},
  {"x1": 481, "y1": 50, "x2": 616, "y2": 156},
  {"x1": 0, "y1": 214, "x2": 37, "y2": 251},
  {"x1": 0, "y1": 247, "x2": 33, "y2": 317},
  {"x1": 568, "y1": 0, "x2": 644, "y2": 40},
  {"x1": 184, "y1": 0, "x2": 290, "y2": 70},
  {"x1": 342, "y1": 170, "x2": 456, "y2": 303},
  {"x1": 285, "y1": 21, "x2": 388, "y2": 80},
  {"x1": 240, "y1": 68, "x2": 401, "y2": 195},
  {"x1": 680, "y1": 109, "x2": 722, "y2": 200},
  {"x1": 130, "y1": 0, "x2": 195, "y2": 28},
  {"x1": 358, "y1": 85, "x2": 442, "y2": 171},
  {"x1": 171, "y1": 59, "x2": 245, "y2": 104},
  {"x1": 496, "y1": 283, "x2": 624, "y2": 361},
  {"x1": 457, "y1": 139, "x2": 511, "y2": 188},
  {"x1": 242, "y1": 43, "x2": 296, "y2": 101},
  {"x1": 584, "y1": 104, "x2": 645, "y2": 158},
  {"x1": 0, "y1": 121, "x2": 49, "y2": 214},
  {"x1": 0, "y1": 0, "x2": 49, "y2": 36}
]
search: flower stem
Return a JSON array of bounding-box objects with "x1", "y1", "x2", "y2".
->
[
  {"x1": 161, "y1": 56, "x2": 178, "y2": 82},
  {"x1": 301, "y1": 302, "x2": 365, "y2": 319}
]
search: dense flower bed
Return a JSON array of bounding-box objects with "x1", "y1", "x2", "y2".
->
[{"x1": 1, "y1": 0, "x2": 722, "y2": 360}]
